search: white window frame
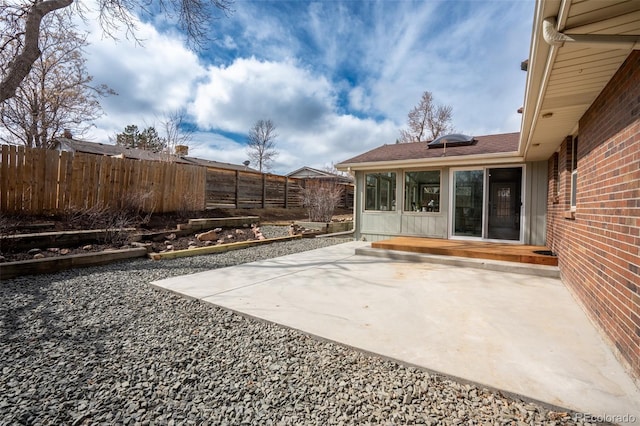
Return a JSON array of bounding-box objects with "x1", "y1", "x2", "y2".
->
[
  {"x1": 570, "y1": 136, "x2": 578, "y2": 211},
  {"x1": 403, "y1": 169, "x2": 442, "y2": 213}
]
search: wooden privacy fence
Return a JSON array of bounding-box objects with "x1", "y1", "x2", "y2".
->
[
  {"x1": 205, "y1": 168, "x2": 303, "y2": 209},
  {"x1": 0, "y1": 145, "x2": 354, "y2": 216},
  {"x1": 0, "y1": 145, "x2": 205, "y2": 215},
  {"x1": 205, "y1": 168, "x2": 354, "y2": 210}
]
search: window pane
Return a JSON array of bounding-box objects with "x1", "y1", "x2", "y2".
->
[
  {"x1": 571, "y1": 171, "x2": 577, "y2": 207},
  {"x1": 404, "y1": 171, "x2": 440, "y2": 212},
  {"x1": 571, "y1": 137, "x2": 578, "y2": 208},
  {"x1": 365, "y1": 172, "x2": 396, "y2": 211},
  {"x1": 453, "y1": 170, "x2": 484, "y2": 237}
]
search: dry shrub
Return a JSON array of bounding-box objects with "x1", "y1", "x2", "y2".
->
[
  {"x1": 119, "y1": 190, "x2": 156, "y2": 225},
  {"x1": 175, "y1": 191, "x2": 201, "y2": 220},
  {"x1": 65, "y1": 190, "x2": 157, "y2": 245},
  {"x1": 300, "y1": 180, "x2": 344, "y2": 222}
]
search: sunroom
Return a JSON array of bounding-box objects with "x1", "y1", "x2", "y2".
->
[{"x1": 337, "y1": 132, "x2": 548, "y2": 245}]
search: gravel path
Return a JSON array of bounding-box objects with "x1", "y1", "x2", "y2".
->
[{"x1": 1, "y1": 228, "x2": 587, "y2": 425}]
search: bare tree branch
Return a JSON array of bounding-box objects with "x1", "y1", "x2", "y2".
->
[
  {"x1": 398, "y1": 91, "x2": 454, "y2": 143},
  {"x1": 246, "y1": 119, "x2": 278, "y2": 173},
  {"x1": 1, "y1": 0, "x2": 234, "y2": 103},
  {"x1": 1, "y1": 0, "x2": 73, "y2": 103},
  {"x1": 1, "y1": 12, "x2": 112, "y2": 147},
  {"x1": 160, "y1": 109, "x2": 193, "y2": 160}
]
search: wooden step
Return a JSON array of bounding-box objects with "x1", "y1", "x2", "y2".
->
[{"x1": 371, "y1": 237, "x2": 558, "y2": 266}]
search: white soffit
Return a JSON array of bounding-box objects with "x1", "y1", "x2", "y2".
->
[{"x1": 522, "y1": 0, "x2": 640, "y2": 162}]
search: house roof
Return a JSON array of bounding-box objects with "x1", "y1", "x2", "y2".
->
[
  {"x1": 180, "y1": 156, "x2": 259, "y2": 172},
  {"x1": 287, "y1": 166, "x2": 334, "y2": 178},
  {"x1": 286, "y1": 166, "x2": 354, "y2": 183},
  {"x1": 53, "y1": 137, "x2": 257, "y2": 172},
  {"x1": 519, "y1": 0, "x2": 640, "y2": 161},
  {"x1": 337, "y1": 132, "x2": 520, "y2": 170}
]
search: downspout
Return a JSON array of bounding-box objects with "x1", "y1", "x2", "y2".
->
[{"x1": 543, "y1": 17, "x2": 640, "y2": 49}]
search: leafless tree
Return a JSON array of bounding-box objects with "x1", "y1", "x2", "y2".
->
[
  {"x1": 322, "y1": 162, "x2": 349, "y2": 178},
  {"x1": 300, "y1": 180, "x2": 344, "y2": 223},
  {"x1": 0, "y1": 0, "x2": 234, "y2": 103},
  {"x1": 0, "y1": 12, "x2": 113, "y2": 148},
  {"x1": 246, "y1": 119, "x2": 278, "y2": 173},
  {"x1": 160, "y1": 109, "x2": 193, "y2": 160},
  {"x1": 398, "y1": 91, "x2": 454, "y2": 143}
]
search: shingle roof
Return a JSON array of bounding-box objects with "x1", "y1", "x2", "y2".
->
[
  {"x1": 53, "y1": 137, "x2": 257, "y2": 172},
  {"x1": 286, "y1": 166, "x2": 354, "y2": 183},
  {"x1": 338, "y1": 132, "x2": 520, "y2": 165},
  {"x1": 180, "y1": 156, "x2": 259, "y2": 172}
]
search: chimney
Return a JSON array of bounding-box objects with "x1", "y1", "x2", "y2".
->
[
  {"x1": 63, "y1": 129, "x2": 73, "y2": 139},
  {"x1": 175, "y1": 145, "x2": 188, "y2": 156}
]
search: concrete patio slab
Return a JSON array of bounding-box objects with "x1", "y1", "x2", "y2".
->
[{"x1": 151, "y1": 241, "x2": 640, "y2": 423}]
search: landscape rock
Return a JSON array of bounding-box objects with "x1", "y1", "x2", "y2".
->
[
  {"x1": 27, "y1": 248, "x2": 41, "y2": 255},
  {"x1": 131, "y1": 242, "x2": 152, "y2": 249},
  {"x1": 0, "y1": 236, "x2": 586, "y2": 425},
  {"x1": 32, "y1": 253, "x2": 45, "y2": 259},
  {"x1": 196, "y1": 230, "x2": 218, "y2": 242}
]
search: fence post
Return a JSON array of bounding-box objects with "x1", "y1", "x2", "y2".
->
[
  {"x1": 235, "y1": 170, "x2": 239, "y2": 208},
  {"x1": 262, "y1": 173, "x2": 266, "y2": 208},
  {"x1": 0, "y1": 145, "x2": 9, "y2": 212},
  {"x1": 284, "y1": 177, "x2": 289, "y2": 209}
]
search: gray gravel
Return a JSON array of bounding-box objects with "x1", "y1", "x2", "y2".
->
[{"x1": 0, "y1": 228, "x2": 588, "y2": 425}]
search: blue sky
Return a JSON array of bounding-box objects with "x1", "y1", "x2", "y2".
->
[{"x1": 82, "y1": 0, "x2": 535, "y2": 174}]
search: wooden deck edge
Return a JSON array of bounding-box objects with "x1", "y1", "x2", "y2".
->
[
  {"x1": 356, "y1": 247, "x2": 560, "y2": 278},
  {"x1": 0, "y1": 247, "x2": 149, "y2": 281},
  {"x1": 370, "y1": 241, "x2": 558, "y2": 267},
  {"x1": 148, "y1": 235, "x2": 303, "y2": 261}
]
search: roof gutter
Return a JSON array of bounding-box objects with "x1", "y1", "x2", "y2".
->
[
  {"x1": 337, "y1": 152, "x2": 524, "y2": 172},
  {"x1": 542, "y1": 17, "x2": 640, "y2": 50}
]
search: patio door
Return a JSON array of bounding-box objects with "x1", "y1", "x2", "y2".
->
[
  {"x1": 451, "y1": 167, "x2": 523, "y2": 241},
  {"x1": 452, "y1": 169, "x2": 484, "y2": 238},
  {"x1": 487, "y1": 167, "x2": 522, "y2": 241}
]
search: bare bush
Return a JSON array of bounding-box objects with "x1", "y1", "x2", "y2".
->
[
  {"x1": 64, "y1": 190, "x2": 156, "y2": 244},
  {"x1": 300, "y1": 180, "x2": 344, "y2": 223},
  {"x1": 119, "y1": 190, "x2": 156, "y2": 225},
  {"x1": 175, "y1": 192, "x2": 200, "y2": 220}
]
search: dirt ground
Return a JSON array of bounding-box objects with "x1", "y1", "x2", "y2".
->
[{"x1": 0, "y1": 207, "x2": 354, "y2": 262}]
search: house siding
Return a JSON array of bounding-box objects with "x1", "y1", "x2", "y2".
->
[
  {"x1": 525, "y1": 161, "x2": 548, "y2": 246},
  {"x1": 355, "y1": 164, "x2": 546, "y2": 244},
  {"x1": 546, "y1": 51, "x2": 640, "y2": 380}
]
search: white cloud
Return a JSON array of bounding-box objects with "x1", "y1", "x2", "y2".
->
[
  {"x1": 188, "y1": 132, "x2": 249, "y2": 165},
  {"x1": 191, "y1": 57, "x2": 336, "y2": 133},
  {"x1": 190, "y1": 57, "x2": 398, "y2": 173},
  {"x1": 75, "y1": 0, "x2": 533, "y2": 175},
  {"x1": 82, "y1": 14, "x2": 205, "y2": 140}
]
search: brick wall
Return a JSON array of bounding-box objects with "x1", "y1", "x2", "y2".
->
[{"x1": 546, "y1": 51, "x2": 640, "y2": 381}]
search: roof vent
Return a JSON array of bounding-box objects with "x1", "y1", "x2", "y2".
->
[{"x1": 427, "y1": 133, "x2": 477, "y2": 149}]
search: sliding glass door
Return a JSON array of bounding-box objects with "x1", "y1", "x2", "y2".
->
[
  {"x1": 452, "y1": 170, "x2": 484, "y2": 238},
  {"x1": 451, "y1": 167, "x2": 523, "y2": 241}
]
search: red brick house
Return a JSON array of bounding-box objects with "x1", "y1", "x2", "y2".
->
[{"x1": 337, "y1": 0, "x2": 639, "y2": 381}]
